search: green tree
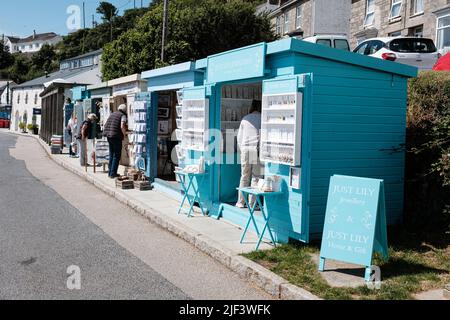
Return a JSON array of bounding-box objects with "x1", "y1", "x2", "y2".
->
[
  {"x1": 96, "y1": 2, "x2": 118, "y2": 23},
  {"x1": 31, "y1": 44, "x2": 58, "y2": 73},
  {"x1": 55, "y1": 7, "x2": 150, "y2": 59},
  {"x1": 0, "y1": 41, "x2": 13, "y2": 69},
  {"x1": 102, "y1": 0, "x2": 277, "y2": 80},
  {"x1": 7, "y1": 54, "x2": 32, "y2": 83}
]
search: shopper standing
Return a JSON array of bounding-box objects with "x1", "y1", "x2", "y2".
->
[
  {"x1": 236, "y1": 100, "x2": 263, "y2": 208},
  {"x1": 103, "y1": 104, "x2": 128, "y2": 179},
  {"x1": 78, "y1": 114, "x2": 98, "y2": 167},
  {"x1": 67, "y1": 116, "x2": 78, "y2": 157}
]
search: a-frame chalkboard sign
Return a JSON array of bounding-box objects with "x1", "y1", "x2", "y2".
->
[{"x1": 319, "y1": 175, "x2": 389, "y2": 281}]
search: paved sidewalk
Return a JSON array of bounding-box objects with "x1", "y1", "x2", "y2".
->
[
  {"x1": 2, "y1": 130, "x2": 318, "y2": 300},
  {"x1": 55, "y1": 147, "x2": 273, "y2": 254}
]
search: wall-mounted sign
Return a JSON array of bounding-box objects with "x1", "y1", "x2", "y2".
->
[
  {"x1": 289, "y1": 167, "x2": 301, "y2": 189},
  {"x1": 319, "y1": 175, "x2": 388, "y2": 281},
  {"x1": 33, "y1": 108, "x2": 42, "y2": 115},
  {"x1": 113, "y1": 82, "x2": 140, "y2": 96},
  {"x1": 207, "y1": 43, "x2": 266, "y2": 84}
]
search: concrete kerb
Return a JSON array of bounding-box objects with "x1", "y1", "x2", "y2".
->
[
  {"x1": 7, "y1": 131, "x2": 320, "y2": 300},
  {"x1": 444, "y1": 284, "x2": 450, "y2": 299},
  {"x1": 230, "y1": 256, "x2": 286, "y2": 298},
  {"x1": 280, "y1": 283, "x2": 321, "y2": 300}
]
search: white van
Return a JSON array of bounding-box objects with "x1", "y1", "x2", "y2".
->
[{"x1": 302, "y1": 35, "x2": 350, "y2": 51}]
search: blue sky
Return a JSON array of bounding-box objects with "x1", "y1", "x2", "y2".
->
[{"x1": 0, "y1": 0, "x2": 153, "y2": 37}]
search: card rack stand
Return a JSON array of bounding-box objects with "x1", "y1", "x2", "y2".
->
[
  {"x1": 181, "y1": 98, "x2": 209, "y2": 152},
  {"x1": 260, "y1": 92, "x2": 303, "y2": 166},
  {"x1": 131, "y1": 101, "x2": 148, "y2": 167}
]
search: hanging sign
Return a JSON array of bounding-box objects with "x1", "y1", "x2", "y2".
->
[{"x1": 319, "y1": 175, "x2": 388, "y2": 281}]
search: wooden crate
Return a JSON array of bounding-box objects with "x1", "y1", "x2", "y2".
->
[
  {"x1": 116, "y1": 178, "x2": 134, "y2": 190},
  {"x1": 134, "y1": 180, "x2": 152, "y2": 191},
  {"x1": 127, "y1": 172, "x2": 141, "y2": 181}
]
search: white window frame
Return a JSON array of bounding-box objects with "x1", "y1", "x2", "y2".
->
[
  {"x1": 413, "y1": 25, "x2": 423, "y2": 38},
  {"x1": 295, "y1": 5, "x2": 302, "y2": 29},
  {"x1": 412, "y1": 0, "x2": 424, "y2": 15},
  {"x1": 389, "y1": 0, "x2": 403, "y2": 19},
  {"x1": 275, "y1": 16, "x2": 282, "y2": 35},
  {"x1": 436, "y1": 13, "x2": 450, "y2": 52},
  {"x1": 389, "y1": 30, "x2": 402, "y2": 37},
  {"x1": 284, "y1": 12, "x2": 290, "y2": 34},
  {"x1": 364, "y1": 0, "x2": 375, "y2": 27}
]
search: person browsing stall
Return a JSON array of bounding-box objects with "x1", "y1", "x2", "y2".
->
[
  {"x1": 236, "y1": 100, "x2": 263, "y2": 208},
  {"x1": 103, "y1": 104, "x2": 128, "y2": 179},
  {"x1": 78, "y1": 114, "x2": 98, "y2": 167}
]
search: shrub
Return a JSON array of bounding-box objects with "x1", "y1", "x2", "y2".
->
[{"x1": 405, "y1": 71, "x2": 450, "y2": 232}]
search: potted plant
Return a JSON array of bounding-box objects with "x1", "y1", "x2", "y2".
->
[
  {"x1": 19, "y1": 122, "x2": 26, "y2": 133},
  {"x1": 27, "y1": 123, "x2": 39, "y2": 135}
]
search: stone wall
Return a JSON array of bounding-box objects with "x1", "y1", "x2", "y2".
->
[{"x1": 350, "y1": 0, "x2": 449, "y2": 49}]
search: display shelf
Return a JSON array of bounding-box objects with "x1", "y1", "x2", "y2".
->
[
  {"x1": 176, "y1": 105, "x2": 183, "y2": 118},
  {"x1": 261, "y1": 140, "x2": 295, "y2": 146},
  {"x1": 183, "y1": 128, "x2": 205, "y2": 133},
  {"x1": 262, "y1": 121, "x2": 296, "y2": 125},
  {"x1": 181, "y1": 98, "x2": 209, "y2": 151},
  {"x1": 175, "y1": 129, "x2": 183, "y2": 141},
  {"x1": 260, "y1": 92, "x2": 303, "y2": 166}
]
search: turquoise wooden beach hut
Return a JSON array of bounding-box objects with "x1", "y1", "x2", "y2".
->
[{"x1": 144, "y1": 37, "x2": 417, "y2": 244}]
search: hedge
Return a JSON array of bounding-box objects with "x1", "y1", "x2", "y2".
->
[{"x1": 405, "y1": 71, "x2": 450, "y2": 232}]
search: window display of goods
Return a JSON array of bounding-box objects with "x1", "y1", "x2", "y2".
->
[
  {"x1": 181, "y1": 99, "x2": 209, "y2": 151},
  {"x1": 260, "y1": 92, "x2": 303, "y2": 166}
]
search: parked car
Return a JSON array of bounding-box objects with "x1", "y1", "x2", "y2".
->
[
  {"x1": 302, "y1": 35, "x2": 350, "y2": 51},
  {"x1": 353, "y1": 37, "x2": 440, "y2": 70}
]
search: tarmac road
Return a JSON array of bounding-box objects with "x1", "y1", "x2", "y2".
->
[{"x1": 0, "y1": 131, "x2": 270, "y2": 300}]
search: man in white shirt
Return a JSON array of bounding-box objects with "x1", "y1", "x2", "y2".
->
[{"x1": 236, "y1": 100, "x2": 263, "y2": 208}]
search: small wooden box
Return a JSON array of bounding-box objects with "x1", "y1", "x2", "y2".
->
[
  {"x1": 116, "y1": 178, "x2": 134, "y2": 190},
  {"x1": 127, "y1": 172, "x2": 141, "y2": 181},
  {"x1": 134, "y1": 180, "x2": 152, "y2": 191}
]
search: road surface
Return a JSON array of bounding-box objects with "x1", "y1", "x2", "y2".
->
[{"x1": 0, "y1": 131, "x2": 270, "y2": 300}]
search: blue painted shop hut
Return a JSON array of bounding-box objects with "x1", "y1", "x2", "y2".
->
[{"x1": 142, "y1": 37, "x2": 417, "y2": 244}]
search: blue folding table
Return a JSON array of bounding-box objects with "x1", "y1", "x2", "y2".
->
[
  {"x1": 175, "y1": 171, "x2": 207, "y2": 218},
  {"x1": 237, "y1": 187, "x2": 283, "y2": 251}
]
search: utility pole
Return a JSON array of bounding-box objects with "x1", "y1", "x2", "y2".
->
[
  {"x1": 110, "y1": 8, "x2": 113, "y2": 41},
  {"x1": 141, "y1": 0, "x2": 143, "y2": 8},
  {"x1": 161, "y1": 0, "x2": 169, "y2": 63},
  {"x1": 83, "y1": 1, "x2": 86, "y2": 29}
]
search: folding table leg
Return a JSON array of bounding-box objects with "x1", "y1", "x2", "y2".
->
[
  {"x1": 178, "y1": 175, "x2": 194, "y2": 215},
  {"x1": 240, "y1": 193, "x2": 260, "y2": 244},
  {"x1": 255, "y1": 197, "x2": 276, "y2": 251},
  {"x1": 186, "y1": 176, "x2": 198, "y2": 217}
]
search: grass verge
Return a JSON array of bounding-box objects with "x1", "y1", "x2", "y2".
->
[{"x1": 243, "y1": 229, "x2": 450, "y2": 300}]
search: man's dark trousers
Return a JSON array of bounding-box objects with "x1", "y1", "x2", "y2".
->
[{"x1": 108, "y1": 137, "x2": 122, "y2": 177}]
